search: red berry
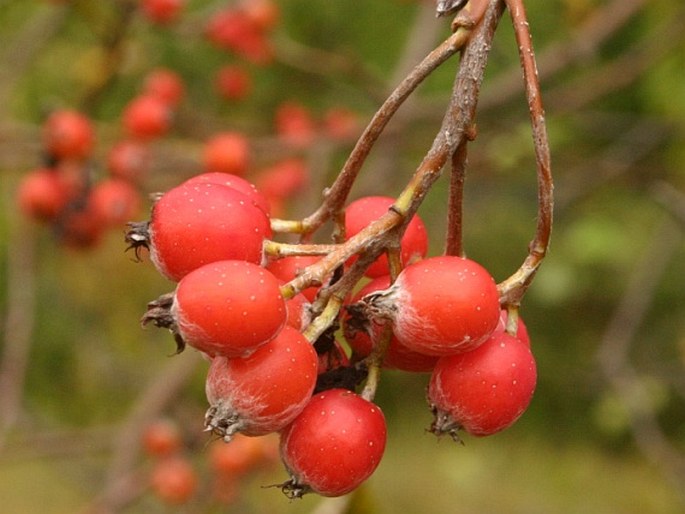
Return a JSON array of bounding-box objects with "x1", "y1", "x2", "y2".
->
[
  {"x1": 172, "y1": 260, "x2": 286, "y2": 357},
  {"x1": 204, "y1": 326, "x2": 317, "y2": 438},
  {"x1": 122, "y1": 94, "x2": 172, "y2": 141},
  {"x1": 373, "y1": 255, "x2": 500, "y2": 356},
  {"x1": 60, "y1": 212, "x2": 105, "y2": 250},
  {"x1": 323, "y1": 107, "x2": 360, "y2": 141},
  {"x1": 140, "y1": 0, "x2": 183, "y2": 24},
  {"x1": 143, "y1": 68, "x2": 185, "y2": 107},
  {"x1": 43, "y1": 110, "x2": 95, "y2": 160},
  {"x1": 145, "y1": 182, "x2": 271, "y2": 281},
  {"x1": 279, "y1": 389, "x2": 386, "y2": 498},
  {"x1": 142, "y1": 418, "x2": 183, "y2": 457},
  {"x1": 345, "y1": 196, "x2": 428, "y2": 278},
  {"x1": 182, "y1": 172, "x2": 270, "y2": 215},
  {"x1": 495, "y1": 309, "x2": 530, "y2": 347},
  {"x1": 150, "y1": 456, "x2": 197, "y2": 505},
  {"x1": 208, "y1": 433, "x2": 276, "y2": 476},
  {"x1": 255, "y1": 158, "x2": 309, "y2": 202},
  {"x1": 205, "y1": 9, "x2": 273, "y2": 64},
  {"x1": 266, "y1": 255, "x2": 321, "y2": 302},
  {"x1": 215, "y1": 65, "x2": 252, "y2": 101},
  {"x1": 17, "y1": 168, "x2": 72, "y2": 222},
  {"x1": 202, "y1": 132, "x2": 250, "y2": 176},
  {"x1": 274, "y1": 101, "x2": 316, "y2": 147},
  {"x1": 343, "y1": 275, "x2": 439, "y2": 372},
  {"x1": 284, "y1": 290, "x2": 311, "y2": 331},
  {"x1": 106, "y1": 140, "x2": 150, "y2": 183},
  {"x1": 89, "y1": 178, "x2": 142, "y2": 227},
  {"x1": 428, "y1": 331, "x2": 537, "y2": 437},
  {"x1": 239, "y1": 0, "x2": 279, "y2": 31}
]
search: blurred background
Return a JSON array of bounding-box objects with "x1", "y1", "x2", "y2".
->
[{"x1": 1, "y1": 0, "x2": 684, "y2": 512}]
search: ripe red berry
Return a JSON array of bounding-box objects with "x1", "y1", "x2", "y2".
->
[
  {"x1": 106, "y1": 140, "x2": 150, "y2": 183},
  {"x1": 205, "y1": 9, "x2": 273, "y2": 64},
  {"x1": 284, "y1": 290, "x2": 311, "y2": 331},
  {"x1": 202, "y1": 132, "x2": 250, "y2": 176},
  {"x1": 140, "y1": 0, "x2": 183, "y2": 25},
  {"x1": 274, "y1": 101, "x2": 316, "y2": 147},
  {"x1": 205, "y1": 326, "x2": 317, "y2": 439},
  {"x1": 131, "y1": 181, "x2": 271, "y2": 281},
  {"x1": 255, "y1": 158, "x2": 309, "y2": 203},
  {"x1": 495, "y1": 309, "x2": 530, "y2": 347},
  {"x1": 42, "y1": 110, "x2": 95, "y2": 161},
  {"x1": 428, "y1": 331, "x2": 537, "y2": 437},
  {"x1": 122, "y1": 94, "x2": 172, "y2": 141},
  {"x1": 170, "y1": 260, "x2": 286, "y2": 357},
  {"x1": 58, "y1": 203, "x2": 106, "y2": 250},
  {"x1": 266, "y1": 255, "x2": 321, "y2": 302},
  {"x1": 344, "y1": 196, "x2": 428, "y2": 278},
  {"x1": 143, "y1": 68, "x2": 185, "y2": 107},
  {"x1": 182, "y1": 172, "x2": 270, "y2": 215},
  {"x1": 279, "y1": 389, "x2": 386, "y2": 498},
  {"x1": 89, "y1": 178, "x2": 142, "y2": 227},
  {"x1": 371, "y1": 255, "x2": 500, "y2": 356},
  {"x1": 343, "y1": 275, "x2": 439, "y2": 372},
  {"x1": 215, "y1": 65, "x2": 252, "y2": 101},
  {"x1": 208, "y1": 433, "x2": 276, "y2": 476},
  {"x1": 150, "y1": 456, "x2": 197, "y2": 505},
  {"x1": 17, "y1": 168, "x2": 72, "y2": 222},
  {"x1": 142, "y1": 418, "x2": 183, "y2": 457},
  {"x1": 323, "y1": 107, "x2": 359, "y2": 141},
  {"x1": 239, "y1": 0, "x2": 279, "y2": 31}
]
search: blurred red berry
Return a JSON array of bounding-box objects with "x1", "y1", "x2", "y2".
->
[
  {"x1": 202, "y1": 132, "x2": 250, "y2": 176},
  {"x1": 215, "y1": 65, "x2": 252, "y2": 101},
  {"x1": 142, "y1": 418, "x2": 183, "y2": 457},
  {"x1": 17, "y1": 168, "x2": 72, "y2": 222},
  {"x1": 43, "y1": 110, "x2": 95, "y2": 161},
  {"x1": 140, "y1": 0, "x2": 183, "y2": 25},
  {"x1": 239, "y1": 0, "x2": 279, "y2": 31},
  {"x1": 143, "y1": 68, "x2": 185, "y2": 107},
  {"x1": 106, "y1": 140, "x2": 150, "y2": 183},
  {"x1": 122, "y1": 94, "x2": 172, "y2": 141},
  {"x1": 255, "y1": 158, "x2": 309, "y2": 202},
  {"x1": 205, "y1": 9, "x2": 273, "y2": 64},
  {"x1": 89, "y1": 178, "x2": 142, "y2": 227},
  {"x1": 274, "y1": 102, "x2": 316, "y2": 147},
  {"x1": 324, "y1": 107, "x2": 360, "y2": 141},
  {"x1": 58, "y1": 204, "x2": 105, "y2": 250},
  {"x1": 150, "y1": 456, "x2": 197, "y2": 505}
]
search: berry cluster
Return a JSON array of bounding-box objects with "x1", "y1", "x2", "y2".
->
[
  {"x1": 141, "y1": 418, "x2": 278, "y2": 506},
  {"x1": 16, "y1": 62, "x2": 190, "y2": 249},
  {"x1": 18, "y1": 0, "x2": 357, "y2": 249},
  {"x1": 17, "y1": 109, "x2": 143, "y2": 249},
  {"x1": 23, "y1": 0, "x2": 550, "y2": 502},
  {"x1": 127, "y1": 167, "x2": 538, "y2": 497}
]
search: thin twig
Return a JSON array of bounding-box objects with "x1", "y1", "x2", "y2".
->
[
  {"x1": 357, "y1": 0, "x2": 507, "y2": 401},
  {"x1": 299, "y1": 25, "x2": 475, "y2": 237},
  {"x1": 444, "y1": 137, "x2": 468, "y2": 257},
  {"x1": 497, "y1": 0, "x2": 553, "y2": 307}
]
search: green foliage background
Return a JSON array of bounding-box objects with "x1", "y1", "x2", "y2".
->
[{"x1": 1, "y1": 0, "x2": 684, "y2": 512}]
